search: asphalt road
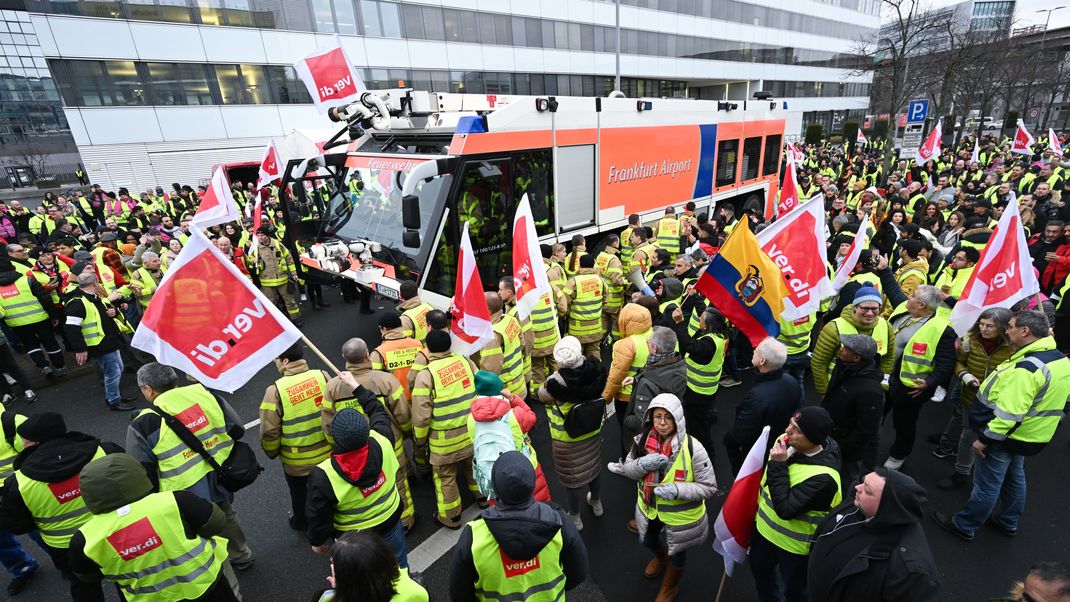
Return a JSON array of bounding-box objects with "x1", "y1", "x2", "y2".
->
[{"x1": 8, "y1": 289, "x2": 1069, "y2": 601}]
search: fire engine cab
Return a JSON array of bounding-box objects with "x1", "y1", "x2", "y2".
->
[{"x1": 279, "y1": 89, "x2": 788, "y2": 309}]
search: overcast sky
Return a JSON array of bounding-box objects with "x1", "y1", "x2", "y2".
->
[{"x1": 923, "y1": 0, "x2": 1070, "y2": 30}]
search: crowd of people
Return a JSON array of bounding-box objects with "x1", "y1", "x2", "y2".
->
[{"x1": 0, "y1": 128, "x2": 1068, "y2": 602}]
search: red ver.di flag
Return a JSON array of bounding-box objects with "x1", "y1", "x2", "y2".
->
[
  {"x1": 1011, "y1": 119, "x2": 1035, "y2": 156},
  {"x1": 255, "y1": 142, "x2": 282, "y2": 191},
  {"x1": 757, "y1": 198, "x2": 834, "y2": 319},
  {"x1": 776, "y1": 161, "x2": 800, "y2": 217},
  {"x1": 950, "y1": 200, "x2": 1038, "y2": 336},
  {"x1": 191, "y1": 167, "x2": 240, "y2": 229},
  {"x1": 132, "y1": 229, "x2": 302, "y2": 392},
  {"x1": 450, "y1": 222, "x2": 494, "y2": 356},
  {"x1": 293, "y1": 40, "x2": 366, "y2": 114},
  {"x1": 914, "y1": 119, "x2": 942, "y2": 166},
  {"x1": 511, "y1": 194, "x2": 551, "y2": 320}
]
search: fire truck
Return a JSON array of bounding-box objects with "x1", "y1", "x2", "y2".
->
[{"x1": 278, "y1": 89, "x2": 788, "y2": 309}]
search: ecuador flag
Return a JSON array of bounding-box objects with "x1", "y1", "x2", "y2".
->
[{"x1": 694, "y1": 219, "x2": 788, "y2": 347}]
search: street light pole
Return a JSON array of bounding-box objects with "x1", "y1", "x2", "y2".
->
[
  {"x1": 615, "y1": 0, "x2": 621, "y2": 93},
  {"x1": 1035, "y1": 7, "x2": 1065, "y2": 128}
]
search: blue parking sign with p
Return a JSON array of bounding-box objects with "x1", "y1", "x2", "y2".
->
[{"x1": 907, "y1": 99, "x2": 928, "y2": 123}]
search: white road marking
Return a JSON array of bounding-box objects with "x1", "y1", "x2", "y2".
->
[{"x1": 408, "y1": 504, "x2": 482, "y2": 573}]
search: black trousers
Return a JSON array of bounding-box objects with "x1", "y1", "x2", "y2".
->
[
  {"x1": 749, "y1": 530, "x2": 809, "y2": 602},
  {"x1": 885, "y1": 385, "x2": 930, "y2": 460},
  {"x1": 682, "y1": 391, "x2": 717, "y2": 459},
  {"x1": 42, "y1": 541, "x2": 104, "y2": 602},
  {"x1": 284, "y1": 473, "x2": 309, "y2": 523},
  {"x1": 11, "y1": 321, "x2": 64, "y2": 370}
]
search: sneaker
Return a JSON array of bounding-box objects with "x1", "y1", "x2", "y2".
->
[
  {"x1": 107, "y1": 401, "x2": 136, "y2": 411},
  {"x1": 52, "y1": 366, "x2": 68, "y2": 377},
  {"x1": 23, "y1": 390, "x2": 36, "y2": 404},
  {"x1": 932, "y1": 511, "x2": 973, "y2": 542},
  {"x1": 2, "y1": 373, "x2": 15, "y2": 386},
  {"x1": 931, "y1": 447, "x2": 955, "y2": 459},
  {"x1": 883, "y1": 456, "x2": 905, "y2": 471},
  {"x1": 7, "y1": 563, "x2": 39, "y2": 596},
  {"x1": 569, "y1": 512, "x2": 583, "y2": 532},
  {"x1": 40, "y1": 366, "x2": 54, "y2": 377},
  {"x1": 1, "y1": 393, "x2": 12, "y2": 406},
  {"x1": 938, "y1": 472, "x2": 969, "y2": 490},
  {"x1": 931, "y1": 386, "x2": 946, "y2": 403},
  {"x1": 587, "y1": 492, "x2": 604, "y2": 517},
  {"x1": 719, "y1": 376, "x2": 742, "y2": 388}
]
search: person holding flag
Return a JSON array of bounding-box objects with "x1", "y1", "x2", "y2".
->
[
  {"x1": 749, "y1": 407, "x2": 841, "y2": 602},
  {"x1": 607, "y1": 393, "x2": 716, "y2": 602}
]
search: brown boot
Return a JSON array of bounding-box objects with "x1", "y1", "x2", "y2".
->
[
  {"x1": 627, "y1": 519, "x2": 638, "y2": 534},
  {"x1": 644, "y1": 546, "x2": 667, "y2": 578},
  {"x1": 654, "y1": 563, "x2": 683, "y2": 602}
]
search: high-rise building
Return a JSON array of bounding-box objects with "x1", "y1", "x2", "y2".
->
[{"x1": 19, "y1": 0, "x2": 878, "y2": 191}]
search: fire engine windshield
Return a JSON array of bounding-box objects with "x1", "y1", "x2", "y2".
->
[{"x1": 321, "y1": 156, "x2": 449, "y2": 268}]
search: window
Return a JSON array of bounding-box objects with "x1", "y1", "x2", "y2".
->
[
  {"x1": 159, "y1": 0, "x2": 192, "y2": 22},
  {"x1": 125, "y1": 0, "x2": 160, "y2": 21},
  {"x1": 360, "y1": 0, "x2": 380, "y2": 36},
  {"x1": 741, "y1": 136, "x2": 761, "y2": 181},
  {"x1": 104, "y1": 60, "x2": 144, "y2": 105},
  {"x1": 400, "y1": 3, "x2": 423, "y2": 38},
  {"x1": 224, "y1": 0, "x2": 253, "y2": 26},
  {"x1": 267, "y1": 65, "x2": 312, "y2": 103},
  {"x1": 146, "y1": 62, "x2": 182, "y2": 104},
  {"x1": 66, "y1": 61, "x2": 110, "y2": 106},
  {"x1": 194, "y1": 0, "x2": 224, "y2": 25},
  {"x1": 762, "y1": 135, "x2": 782, "y2": 177},
  {"x1": 458, "y1": 10, "x2": 478, "y2": 42},
  {"x1": 422, "y1": 6, "x2": 444, "y2": 41},
  {"x1": 715, "y1": 139, "x2": 738, "y2": 187},
  {"x1": 162, "y1": 64, "x2": 206, "y2": 104},
  {"x1": 333, "y1": 0, "x2": 357, "y2": 34},
  {"x1": 312, "y1": 0, "x2": 335, "y2": 32},
  {"x1": 213, "y1": 64, "x2": 244, "y2": 104},
  {"x1": 380, "y1": 2, "x2": 401, "y2": 37},
  {"x1": 443, "y1": 8, "x2": 460, "y2": 41},
  {"x1": 239, "y1": 64, "x2": 269, "y2": 104}
]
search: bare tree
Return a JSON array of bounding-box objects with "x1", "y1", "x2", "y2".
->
[
  {"x1": 851, "y1": 0, "x2": 950, "y2": 172},
  {"x1": 18, "y1": 144, "x2": 50, "y2": 180}
]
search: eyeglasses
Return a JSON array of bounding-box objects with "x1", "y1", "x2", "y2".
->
[
  {"x1": 651, "y1": 414, "x2": 674, "y2": 424},
  {"x1": 857, "y1": 306, "x2": 880, "y2": 314}
]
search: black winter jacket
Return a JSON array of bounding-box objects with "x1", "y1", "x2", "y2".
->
[
  {"x1": 808, "y1": 470, "x2": 942, "y2": 601},
  {"x1": 0, "y1": 433, "x2": 123, "y2": 537},
  {"x1": 449, "y1": 501, "x2": 588, "y2": 602},
  {"x1": 763, "y1": 439, "x2": 842, "y2": 523},
  {"x1": 305, "y1": 385, "x2": 394, "y2": 546},
  {"x1": 723, "y1": 368, "x2": 800, "y2": 456},
  {"x1": 822, "y1": 358, "x2": 884, "y2": 462}
]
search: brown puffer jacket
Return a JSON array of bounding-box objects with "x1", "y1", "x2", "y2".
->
[
  {"x1": 954, "y1": 333, "x2": 1012, "y2": 407},
  {"x1": 602, "y1": 303, "x2": 652, "y2": 402}
]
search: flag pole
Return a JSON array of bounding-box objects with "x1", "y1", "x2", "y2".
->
[
  {"x1": 715, "y1": 573, "x2": 728, "y2": 602},
  {"x1": 301, "y1": 334, "x2": 341, "y2": 374}
]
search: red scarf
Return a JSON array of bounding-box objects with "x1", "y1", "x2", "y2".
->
[{"x1": 641, "y1": 430, "x2": 673, "y2": 506}]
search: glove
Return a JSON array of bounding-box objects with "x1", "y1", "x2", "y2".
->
[
  {"x1": 637, "y1": 454, "x2": 671, "y2": 472},
  {"x1": 607, "y1": 461, "x2": 625, "y2": 475},
  {"x1": 962, "y1": 373, "x2": 980, "y2": 387},
  {"x1": 654, "y1": 484, "x2": 679, "y2": 500}
]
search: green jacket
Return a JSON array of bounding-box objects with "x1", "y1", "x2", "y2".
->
[
  {"x1": 811, "y1": 305, "x2": 895, "y2": 395},
  {"x1": 954, "y1": 333, "x2": 1012, "y2": 407}
]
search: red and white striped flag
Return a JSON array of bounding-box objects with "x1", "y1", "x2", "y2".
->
[
  {"x1": 832, "y1": 215, "x2": 873, "y2": 292},
  {"x1": 1012, "y1": 119, "x2": 1035, "y2": 155},
  {"x1": 511, "y1": 194, "x2": 551, "y2": 320},
  {"x1": 950, "y1": 201, "x2": 1038, "y2": 336},
  {"x1": 191, "y1": 167, "x2": 240, "y2": 229},
  {"x1": 449, "y1": 222, "x2": 494, "y2": 356},
  {"x1": 131, "y1": 229, "x2": 302, "y2": 392},
  {"x1": 712, "y1": 426, "x2": 770, "y2": 576}
]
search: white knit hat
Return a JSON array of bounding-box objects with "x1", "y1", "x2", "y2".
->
[{"x1": 553, "y1": 336, "x2": 583, "y2": 369}]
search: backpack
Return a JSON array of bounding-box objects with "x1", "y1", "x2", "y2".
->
[
  {"x1": 549, "y1": 397, "x2": 606, "y2": 439},
  {"x1": 471, "y1": 412, "x2": 520, "y2": 500},
  {"x1": 623, "y1": 358, "x2": 686, "y2": 444}
]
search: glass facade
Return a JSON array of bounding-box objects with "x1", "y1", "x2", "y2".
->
[
  {"x1": 24, "y1": 0, "x2": 870, "y2": 69},
  {"x1": 0, "y1": 9, "x2": 76, "y2": 173}
]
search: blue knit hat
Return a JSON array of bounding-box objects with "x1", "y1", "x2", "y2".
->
[
  {"x1": 332, "y1": 409, "x2": 369, "y2": 452},
  {"x1": 853, "y1": 284, "x2": 882, "y2": 307}
]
